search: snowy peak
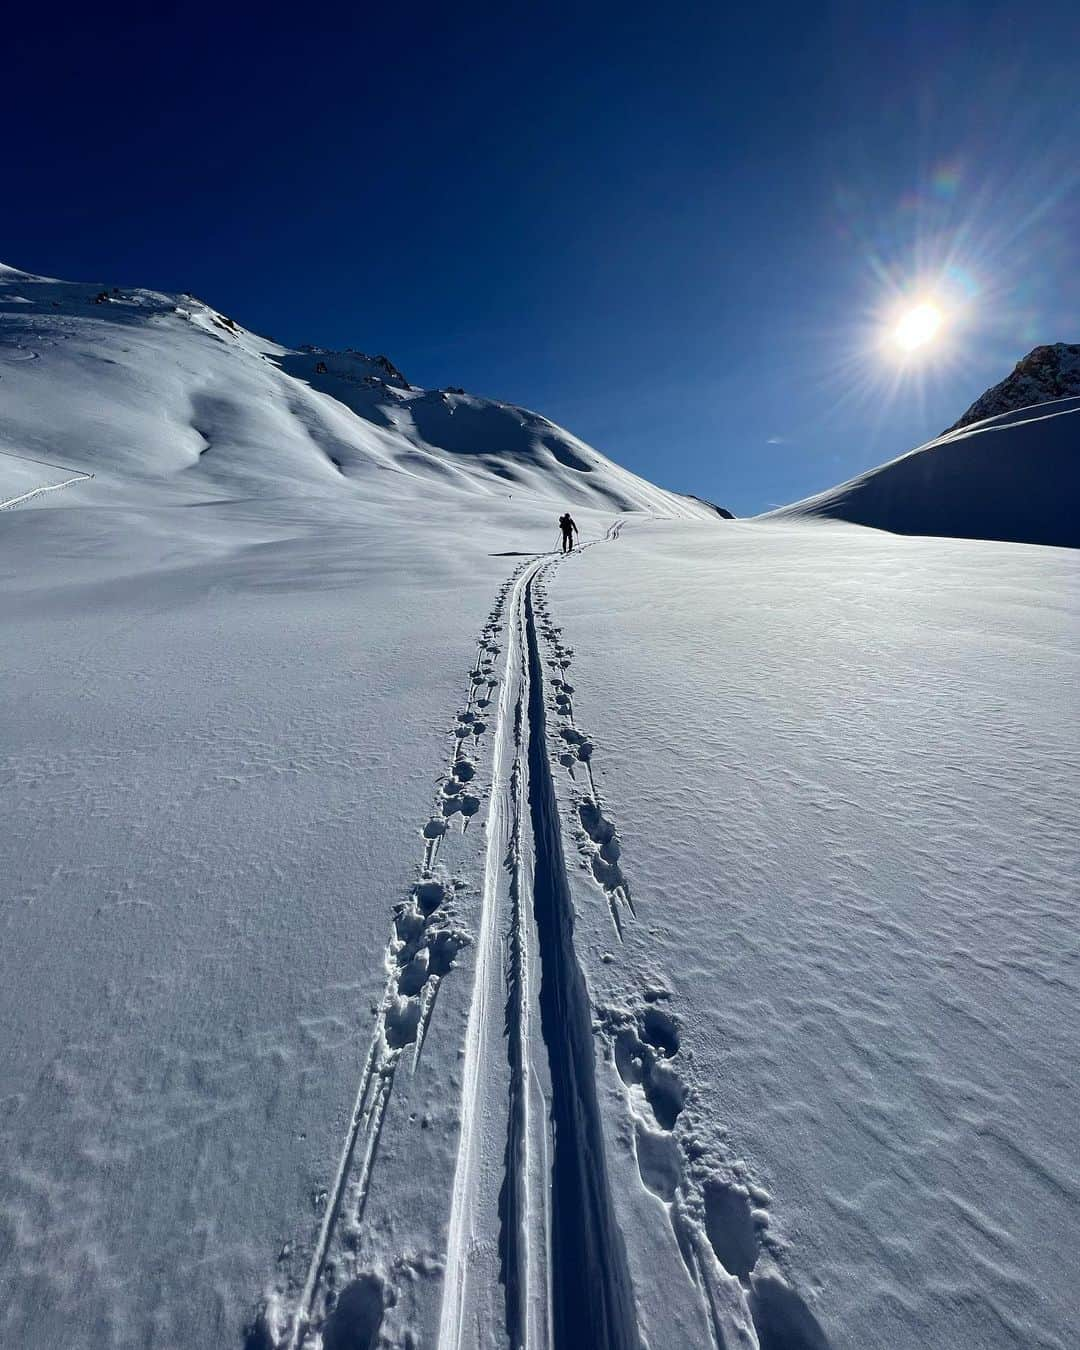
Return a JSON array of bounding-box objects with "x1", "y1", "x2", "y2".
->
[{"x1": 948, "y1": 343, "x2": 1080, "y2": 431}]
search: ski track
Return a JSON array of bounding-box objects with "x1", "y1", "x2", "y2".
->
[
  {"x1": 530, "y1": 548, "x2": 830, "y2": 1350},
  {"x1": 249, "y1": 564, "x2": 531, "y2": 1350},
  {"x1": 0, "y1": 447, "x2": 94, "y2": 510},
  {"x1": 250, "y1": 519, "x2": 828, "y2": 1350},
  {"x1": 521, "y1": 569, "x2": 641, "y2": 1350},
  {"x1": 438, "y1": 543, "x2": 640, "y2": 1350},
  {"x1": 438, "y1": 556, "x2": 546, "y2": 1350},
  {"x1": 437, "y1": 522, "x2": 630, "y2": 1350}
]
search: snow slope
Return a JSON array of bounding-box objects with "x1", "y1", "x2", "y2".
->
[
  {"x1": 764, "y1": 396, "x2": 1080, "y2": 548},
  {"x1": 2, "y1": 262, "x2": 1077, "y2": 1350},
  {"x1": 0, "y1": 264, "x2": 713, "y2": 519},
  {"x1": 1, "y1": 493, "x2": 554, "y2": 1350},
  {"x1": 549, "y1": 521, "x2": 1080, "y2": 1350}
]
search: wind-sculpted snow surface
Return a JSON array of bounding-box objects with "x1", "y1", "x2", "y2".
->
[
  {"x1": 532, "y1": 570, "x2": 830, "y2": 1350},
  {"x1": 765, "y1": 395, "x2": 1080, "y2": 548},
  {"x1": 549, "y1": 519, "x2": 1080, "y2": 1350},
  {"x1": 4, "y1": 494, "x2": 1076, "y2": 1348},
  {"x1": 245, "y1": 575, "x2": 523, "y2": 1350}
]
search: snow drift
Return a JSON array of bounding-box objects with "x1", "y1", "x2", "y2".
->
[{"x1": 764, "y1": 395, "x2": 1080, "y2": 548}]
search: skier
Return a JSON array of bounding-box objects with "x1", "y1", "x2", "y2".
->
[{"x1": 558, "y1": 512, "x2": 578, "y2": 553}]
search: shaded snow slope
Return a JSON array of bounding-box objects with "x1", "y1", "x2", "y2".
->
[
  {"x1": 764, "y1": 397, "x2": 1080, "y2": 548},
  {"x1": 0, "y1": 263, "x2": 713, "y2": 519},
  {"x1": 948, "y1": 343, "x2": 1080, "y2": 430}
]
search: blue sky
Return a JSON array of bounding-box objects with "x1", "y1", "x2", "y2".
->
[{"x1": 4, "y1": 2, "x2": 1078, "y2": 514}]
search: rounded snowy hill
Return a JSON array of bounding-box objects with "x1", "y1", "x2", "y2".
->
[
  {"x1": 763, "y1": 396, "x2": 1080, "y2": 549},
  {"x1": 0, "y1": 264, "x2": 711, "y2": 518}
]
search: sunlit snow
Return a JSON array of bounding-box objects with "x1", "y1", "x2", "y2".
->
[{"x1": 1, "y1": 264, "x2": 1076, "y2": 1350}]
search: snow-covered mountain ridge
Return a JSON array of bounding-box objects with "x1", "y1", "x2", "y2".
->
[{"x1": 0, "y1": 263, "x2": 717, "y2": 519}]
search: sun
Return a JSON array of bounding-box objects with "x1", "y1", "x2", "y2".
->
[{"x1": 892, "y1": 301, "x2": 944, "y2": 353}]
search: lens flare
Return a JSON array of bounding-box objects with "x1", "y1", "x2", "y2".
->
[{"x1": 892, "y1": 301, "x2": 944, "y2": 352}]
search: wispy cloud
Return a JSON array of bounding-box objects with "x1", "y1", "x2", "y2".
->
[{"x1": 766, "y1": 435, "x2": 789, "y2": 445}]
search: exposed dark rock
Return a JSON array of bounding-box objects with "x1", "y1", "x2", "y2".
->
[
  {"x1": 684, "y1": 492, "x2": 735, "y2": 519},
  {"x1": 948, "y1": 343, "x2": 1080, "y2": 430}
]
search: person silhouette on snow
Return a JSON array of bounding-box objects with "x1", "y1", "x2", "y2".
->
[{"x1": 559, "y1": 513, "x2": 578, "y2": 552}]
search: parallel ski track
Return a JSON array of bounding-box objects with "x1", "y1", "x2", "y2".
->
[
  {"x1": 438, "y1": 541, "x2": 639, "y2": 1350},
  {"x1": 269, "y1": 513, "x2": 824, "y2": 1350},
  {"x1": 438, "y1": 556, "x2": 546, "y2": 1350},
  {"x1": 269, "y1": 518, "x2": 723, "y2": 1350}
]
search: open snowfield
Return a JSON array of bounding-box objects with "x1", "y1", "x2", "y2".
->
[
  {"x1": 2, "y1": 265, "x2": 1078, "y2": 1349},
  {"x1": 0, "y1": 489, "x2": 560, "y2": 1348},
  {"x1": 549, "y1": 520, "x2": 1079, "y2": 1350}
]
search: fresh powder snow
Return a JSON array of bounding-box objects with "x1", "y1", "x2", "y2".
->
[{"x1": 1, "y1": 264, "x2": 1077, "y2": 1350}]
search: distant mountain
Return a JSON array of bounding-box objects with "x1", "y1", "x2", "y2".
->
[
  {"x1": 0, "y1": 264, "x2": 714, "y2": 521},
  {"x1": 948, "y1": 344, "x2": 1080, "y2": 431},
  {"x1": 763, "y1": 391, "x2": 1080, "y2": 549}
]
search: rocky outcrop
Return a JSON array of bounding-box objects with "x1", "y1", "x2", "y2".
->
[
  {"x1": 948, "y1": 343, "x2": 1080, "y2": 430},
  {"x1": 683, "y1": 493, "x2": 735, "y2": 519}
]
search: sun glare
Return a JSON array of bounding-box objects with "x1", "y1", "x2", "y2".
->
[{"x1": 892, "y1": 301, "x2": 944, "y2": 353}]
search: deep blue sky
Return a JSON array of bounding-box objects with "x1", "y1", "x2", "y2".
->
[{"x1": 5, "y1": 2, "x2": 1078, "y2": 513}]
